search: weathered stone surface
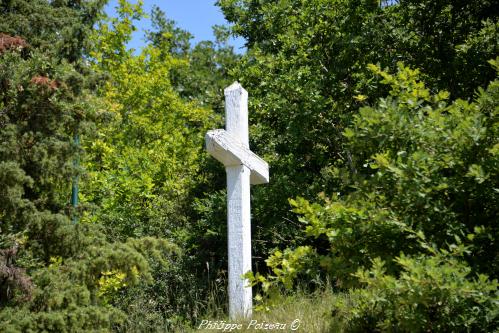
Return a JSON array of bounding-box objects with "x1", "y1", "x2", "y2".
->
[
  {"x1": 205, "y1": 82, "x2": 269, "y2": 319},
  {"x1": 205, "y1": 129, "x2": 269, "y2": 185}
]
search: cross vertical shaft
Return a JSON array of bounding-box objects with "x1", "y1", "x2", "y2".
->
[
  {"x1": 225, "y1": 83, "x2": 252, "y2": 319},
  {"x1": 226, "y1": 165, "x2": 252, "y2": 319},
  {"x1": 205, "y1": 82, "x2": 269, "y2": 320}
]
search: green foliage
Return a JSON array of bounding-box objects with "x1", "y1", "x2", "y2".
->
[
  {"x1": 216, "y1": 0, "x2": 499, "y2": 265},
  {"x1": 0, "y1": 0, "x2": 108, "y2": 62},
  {"x1": 0, "y1": 1, "x2": 180, "y2": 331},
  {"x1": 145, "y1": 6, "x2": 241, "y2": 115},
  {"x1": 246, "y1": 246, "x2": 317, "y2": 293},
  {"x1": 2, "y1": 0, "x2": 498, "y2": 329},
  {"x1": 249, "y1": 63, "x2": 498, "y2": 330},
  {"x1": 84, "y1": 3, "x2": 217, "y2": 239},
  {"x1": 344, "y1": 62, "x2": 498, "y2": 276},
  {"x1": 332, "y1": 252, "x2": 499, "y2": 332},
  {"x1": 146, "y1": 5, "x2": 193, "y2": 57},
  {"x1": 90, "y1": 0, "x2": 144, "y2": 70},
  {"x1": 0, "y1": 228, "x2": 180, "y2": 332},
  {"x1": 82, "y1": 2, "x2": 236, "y2": 329}
]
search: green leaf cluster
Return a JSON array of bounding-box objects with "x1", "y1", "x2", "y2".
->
[
  {"x1": 248, "y1": 62, "x2": 498, "y2": 329},
  {"x1": 82, "y1": 45, "x2": 215, "y2": 239},
  {"x1": 81, "y1": 2, "x2": 237, "y2": 329},
  {"x1": 217, "y1": 0, "x2": 499, "y2": 263},
  {"x1": 332, "y1": 253, "x2": 498, "y2": 332},
  {"x1": 0, "y1": 1, "x2": 179, "y2": 331}
]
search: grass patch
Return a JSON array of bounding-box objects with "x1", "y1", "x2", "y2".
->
[{"x1": 189, "y1": 288, "x2": 337, "y2": 332}]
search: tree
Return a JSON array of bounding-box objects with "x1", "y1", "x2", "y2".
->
[
  {"x1": 83, "y1": 2, "x2": 228, "y2": 328},
  {"x1": 85, "y1": 10, "x2": 216, "y2": 242},
  {"x1": 248, "y1": 62, "x2": 499, "y2": 331},
  {"x1": 216, "y1": 0, "x2": 499, "y2": 269},
  {"x1": 146, "y1": 6, "x2": 240, "y2": 114},
  {"x1": 0, "y1": 1, "x2": 176, "y2": 331},
  {"x1": 216, "y1": 0, "x2": 498, "y2": 328}
]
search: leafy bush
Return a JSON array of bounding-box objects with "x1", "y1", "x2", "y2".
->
[
  {"x1": 0, "y1": 2, "x2": 183, "y2": 331},
  {"x1": 216, "y1": 0, "x2": 499, "y2": 266},
  {"x1": 249, "y1": 61, "x2": 498, "y2": 330},
  {"x1": 332, "y1": 251, "x2": 499, "y2": 332},
  {"x1": 83, "y1": 3, "x2": 233, "y2": 329}
]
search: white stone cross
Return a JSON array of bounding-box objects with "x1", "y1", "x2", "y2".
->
[{"x1": 205, "y1": 82, "x2": 269, "y2": 319}]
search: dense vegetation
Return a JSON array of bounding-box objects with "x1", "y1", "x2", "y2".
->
[{"x1": 0, "y1": 0, "x2": 497, "y2": 331}]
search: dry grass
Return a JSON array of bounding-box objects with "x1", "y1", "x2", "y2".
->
[{"x1": 188, "y1": 288, "x2": 337, "y2": 333}]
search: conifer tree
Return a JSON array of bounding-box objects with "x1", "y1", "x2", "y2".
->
[{"x1": 0, "y1": 1, "x2": 176, "y2": 330}]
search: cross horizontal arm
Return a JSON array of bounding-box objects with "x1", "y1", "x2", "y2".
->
[{"x1": 206, "y1": 129, "x2": 269, "y2": 185}]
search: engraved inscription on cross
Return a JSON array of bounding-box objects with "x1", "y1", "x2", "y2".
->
[{"x1": 205, "y1": 82, "x2": 269, "y2": 320}]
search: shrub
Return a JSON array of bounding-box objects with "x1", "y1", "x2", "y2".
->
[
  {"x1": 249, "y1": 61, "x2": 499, "y2": 331},
  {"x1": 332, "y1": 250, "x2": 499, "y2": 332}
]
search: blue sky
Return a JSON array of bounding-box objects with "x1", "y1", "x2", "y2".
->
[{"x1": 105, "y1": 0, "x2": 246, "y2": 53}]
